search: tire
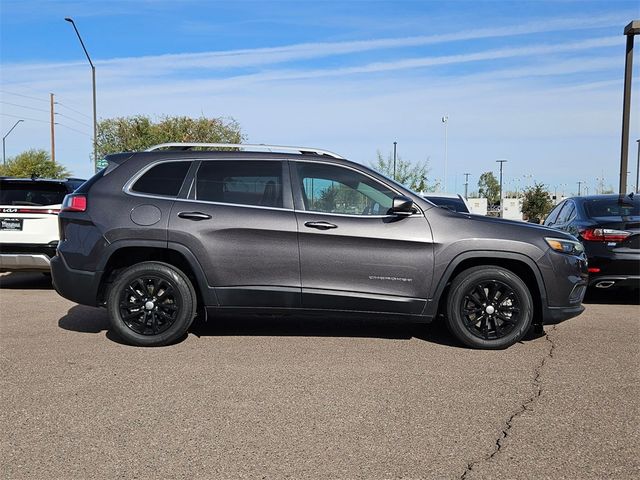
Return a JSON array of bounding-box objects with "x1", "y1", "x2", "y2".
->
[
  {"x1": 445, "y1": 266, "x2": 533, "y2": 349},
  {"x1": 107, "y1": 261, "x2": 197, "y2": 347}
]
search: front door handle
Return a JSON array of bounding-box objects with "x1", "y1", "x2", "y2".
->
[
  {"x1": 178, "y1": 211, "x2": 212, "y2": 221},
  {"x1": 304, "y1": 221, "x2": 337, "y2": 230}
]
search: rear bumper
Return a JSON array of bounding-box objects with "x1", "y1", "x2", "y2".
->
[
  {"x1": 589, "y1": 275, "x2": 640, "y2": 289},
  {"x1": 50, "y1": 253, "x2": 102, "y2": 306},
  {"x1": 0, "y1": 253, "x2": 51, "y2": 271}
]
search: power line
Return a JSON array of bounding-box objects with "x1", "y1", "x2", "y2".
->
[
  {"x1": 55, "y1": 122, "x2": 92, "y2": 138},
  {"x1": 0, "y1": 100, "x2": 50, "y2": 114},
  {"x1": 55, "y1": 112, "x2": 91, "y2": 128},
  {"x1": 0, "y1": 89, "x2": 49, "y2": 104},
  {"x1": 55, "y1": 101, "x2": 91, "y2": 120},
  {"x1": 0, "y1": 112, "x2": 49, "y2": 124}
]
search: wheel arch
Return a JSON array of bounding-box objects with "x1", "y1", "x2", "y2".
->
[
  {"x1": 96, "y1": 241, "x2": 216, "y2": 307},
  {"x1": 427, "y1": 251, "x2": 547, "y2": 325}
]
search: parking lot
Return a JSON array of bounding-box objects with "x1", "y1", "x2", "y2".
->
[{"x1": 0, "y1": 272, "x2": 638, "y2": 479}]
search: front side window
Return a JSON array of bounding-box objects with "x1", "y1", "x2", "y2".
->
[
  {"x1": 131, "y1": 161, "x2": 191, "y2": 197},
  {"x1": 195, "y1": 161, "x2": 283, "y2": 208},
  {"x1": 296, "y1": 162, "x2": 395, "y2": 215}
]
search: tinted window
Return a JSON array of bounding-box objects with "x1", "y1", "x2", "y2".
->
[
  {"x1": 425, "y1": 196, "x2": 469, "y2": 213},
  {"x1": 554, "y1": 201, "x2": 575, "y2": 224},
  {"x1": 544, "y1": 202, "x2": 564, "y2": 225},
  {"x1": 297, "y1": 163, "x2": 395, "y2": 215},
  {"x1": 0, "y1": 181, "x2": 68, "y2": 206},
  {"x1": 584, "y1": 198, "x2": 639, "y2": 217},
  {"x1": 132, "y1": 161, "x2": 191, "y2": 197},
  {"x1": 195, "y1": 161, "x2": 283, "y2": 208}
]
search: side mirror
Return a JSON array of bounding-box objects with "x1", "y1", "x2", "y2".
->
[{"x1": 391, "y1": 195, "x2": 414, "y2": 216}]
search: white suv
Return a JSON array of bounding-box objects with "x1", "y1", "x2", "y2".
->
[{"x1": 0, "y1": 177, "x2": 85, "y2": 272}]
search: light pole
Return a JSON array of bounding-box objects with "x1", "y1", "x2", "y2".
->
[
  {"x1": 442, "y1": 114, "x2": 448, "y2": 192},
  {"x1": 636, "y1": 138, "x2": 640, "y2": 192},
  {"x1": 2, "y1": 120, "x2": 24, "y2": 165},
  {"x1": 463, "y1": 172, "x2": 470, "y2": 199},
  {"x1": 393, "y1": 141, "x2": 397, "y2": 180},
  {"x1": 577, "y1": 181, "x2": 583, "y2": 196},
  {"x1": 496, "y1": 159, "x2": 507, "y2": 218},
  {"x1": 65, "y1": 17, "x2": 97, "y2": 170},
  {"x1": 618, "y1": 20, "x2": 639, "y2": 195}
]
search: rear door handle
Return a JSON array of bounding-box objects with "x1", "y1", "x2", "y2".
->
[
  {"x1": 178, "y1": 211, "x2": 212, "y2": 221},
  {"x1": 304, "y1": 221, "x2": 337, "y2": 230}
]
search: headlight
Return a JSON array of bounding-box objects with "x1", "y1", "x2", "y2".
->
[{"x1": 545, "y1": 237, "x2": 584, "y2": 255}]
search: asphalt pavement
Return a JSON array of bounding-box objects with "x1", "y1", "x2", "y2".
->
[{"x1": 0, "y1": 272, "x2": 638, "y2": 479}]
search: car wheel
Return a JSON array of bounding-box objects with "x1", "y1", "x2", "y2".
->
[
  {"x1": 446, "y1": 266, "x2": 533, "y2": 349},
  {"x1": 107, "y1": 261, "x2": 197, "y2": 347}
]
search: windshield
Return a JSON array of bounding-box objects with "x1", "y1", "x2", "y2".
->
[
  {"x1": 583, "y1": 197, "x2": 639, "y2": 217},
  {"x1": 0, "y1": 181, "x2": 68, "y2": 206}
]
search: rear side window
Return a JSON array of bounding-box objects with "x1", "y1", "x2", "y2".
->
[
  {"x1": 0, "y1": 181, "x2": 68, "y2": 206},
  {"x1": 584, "y1": 198, "x2": 639, "y2": 217},
  {"x1": 131, "y1": 161, "x2": 191, "y2": 197},
  {"x1": 195, "y1": 161, "x2": 283, "y2": 208}
]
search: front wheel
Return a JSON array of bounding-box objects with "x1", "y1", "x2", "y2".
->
[
  {"x1": 107, "y1": 262, "x2": 197, "y2": 347},
  {"x1": 445, "y1": 266, "x2": 533, "y2": 349}
]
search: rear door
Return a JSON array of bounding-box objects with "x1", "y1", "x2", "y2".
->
[
  {"x1": 168, "y1": 159, "x2": 301, "y2": 308},
  {"x1": 292, "y1": 160, "x2": 433, "y2": 314}
]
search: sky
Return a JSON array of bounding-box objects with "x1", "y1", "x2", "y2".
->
[{"x1": 1, "y1": 0, "x2": 639, "y2": 195}]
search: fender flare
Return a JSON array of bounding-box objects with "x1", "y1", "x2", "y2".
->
[{"x1": 424, "y1": 250, "x2": 548, "y2": 318}]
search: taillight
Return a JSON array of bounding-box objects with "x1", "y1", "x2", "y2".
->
[
  {"x1": 16, "y1": 208, "x2": 60, "y2": 215},
  {"x1": 61, "y1": 194, "x2": 87, "y2": 212},
  {"x1": 580, "y1": 228, "x2": 630, "y2": 242}
]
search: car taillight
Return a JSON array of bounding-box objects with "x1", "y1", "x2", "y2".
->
[
  {"x1": 61, "y1": 194, "x2": 87, "y2": 212},
  {"x1": 580, "y1": 228, "x2": 630, "y2": 242},
  {"x1": 16, "y1": 208, "x2": 60, "y2": 214}
]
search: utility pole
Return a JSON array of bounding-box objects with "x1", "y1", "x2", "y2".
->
[
  {"x1": 393, "y1": 141, "x2": 397, "y2": 181},
  {"x1": 618, "y1": 21, "x2": 639, "y2": 195},
  {"x1": 636, "y1": 139, "x2": 639, "y2": 193},
  {"x1": 496, "y1": 159, "x2": 507, "y2": 218},
  {"x1": 464, "y1": 172, "x2": 470, "y2": 199},
  {"x1": 577, "y1": 181, "x2": 582, "y2": 196},
  {"x1": 50, "y1": 93, "x2": 56, "y2": 163}
]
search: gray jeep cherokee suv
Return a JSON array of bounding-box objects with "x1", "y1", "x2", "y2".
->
[{"x1": 51, "y1": 143, "x2": 587, "y2": 349}]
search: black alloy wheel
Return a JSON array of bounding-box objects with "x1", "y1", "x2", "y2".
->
[
  {"x1": 459, "y1": 280, "x2": 521, "y2": 341},
  {"x1": 119, "y1": 275, "x2": 181, "y2": 336},
  {"x1": 446, "y1": 266, "x2": 533, "y2": 349},
  {"x1": 107, "y1": 262, "x2": 196, "y2": 347}
]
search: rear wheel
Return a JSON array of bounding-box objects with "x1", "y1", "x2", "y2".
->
[
  {"x1": 107, "y1": 262, "x2": 196, "y2": 347},
  {"x1": 446, "y1": 266, "x2": 533, "y2": 349}
]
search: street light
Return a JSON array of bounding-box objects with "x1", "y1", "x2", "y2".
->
[
  {"x1": 2, "y1": 120, "x2": 24, "y2": 165},
  {"x1": 65, "y1": 17, "x2": 97, "y2": 170},
  {"x1": 393, "y1": 141, "x2": 397, "y2": 181},
  {"x1": 496, "y1": 159, "x2": 507, "y2": 218},
  {"x1": 442, "y1": 114, "x2": 448, "y2": 192},
  {"x1": 618, "y1": 20, "x2": 639, "y2": 195}
]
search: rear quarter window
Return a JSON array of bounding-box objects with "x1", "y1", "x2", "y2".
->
[{"x1": 131, "y1": 161, "x2": 191, "y2": 197}]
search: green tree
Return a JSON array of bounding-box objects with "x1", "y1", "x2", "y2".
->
[
  {"x1": 96, "y1": 115, "x2": 244, "y2": 157},
  {"x1": 522, "y1": 183, "x2": 554, "y2": 223},
  {"x1": 477, "y1": 171, "x2": 500, "y2": 205},
  {"x1": 0, "y1": 149, "x2": 71, "y2": 178},
  {"x1": 371, "y1": 150, "x2": 438, "y2": 192}
]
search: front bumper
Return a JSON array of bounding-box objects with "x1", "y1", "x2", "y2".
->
[{"x1": 50, "y1": 253, "x2": 102, "y2": 307}]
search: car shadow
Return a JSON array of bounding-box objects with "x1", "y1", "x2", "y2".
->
[
  {"x1": 583, "y1": 288, "x2": 640, "y2": 305},
  {"x1": 58, "y1": 306, "x2": 550, "y2": 349},
  {"x1": 0, "y1": 272, "x2": 53, "y2": 289}
]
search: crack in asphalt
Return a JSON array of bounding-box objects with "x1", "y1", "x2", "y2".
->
[{"x1": 460, "y1": 326, "x2": 558, "y2": 480}]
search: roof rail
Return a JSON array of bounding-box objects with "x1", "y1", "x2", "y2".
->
[{"x1": 143, "y1": 143, "x2": 344, "y2": 159}]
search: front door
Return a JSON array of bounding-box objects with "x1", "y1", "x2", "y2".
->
[
  {"x1": 292, "y1": 161, "x2": 434, "y2": 314},
  {"x1": 169, "y1": 159, "x2": 300, "y2": 307}
]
